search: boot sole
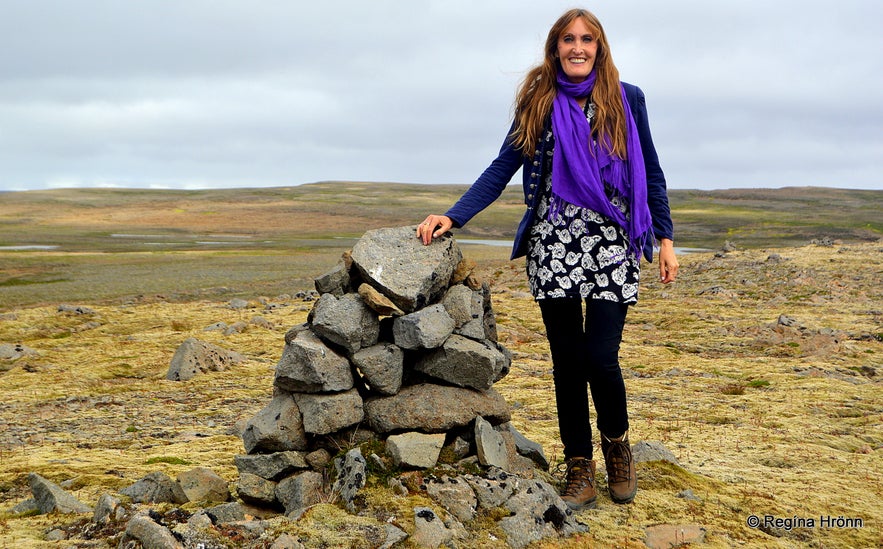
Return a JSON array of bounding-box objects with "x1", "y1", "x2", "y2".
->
[
  {"x1": 564, "y1": 497, "x2": 597, "y2": 510},
  {"x1": 609, "y1": 489, "x2": 636, "y2": 504}
]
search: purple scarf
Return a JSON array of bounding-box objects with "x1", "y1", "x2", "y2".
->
[{"x1": 550, "y1": 68, "x2": 652, "y2": 260}]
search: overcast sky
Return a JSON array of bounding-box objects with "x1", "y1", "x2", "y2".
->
[{"x1": 1, "y1": 0, "x2": 881, "y2": 191}]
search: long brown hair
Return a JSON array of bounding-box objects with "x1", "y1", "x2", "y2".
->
[{"x1": 510, "y1": 9, "x2": 628, "y2": 158}]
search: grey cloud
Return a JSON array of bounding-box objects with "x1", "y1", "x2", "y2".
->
[{"x1": 0, "y1": 0, "x2": 880, "y2": 191}]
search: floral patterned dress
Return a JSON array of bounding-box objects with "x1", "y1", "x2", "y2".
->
[{"x1": 526, "y1": 102, "x2": 641, "y2": 303}]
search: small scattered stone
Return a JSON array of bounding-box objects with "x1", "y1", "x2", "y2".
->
[
  {"x1": 632, "y1": 440, "x2": 680, "y2": 465},
  {"x1": 644, "y1": 524, "x2": 707, "y2": 549},
  {"x1": 120, "y1": 471, "x2": 188, "y2": 504}
]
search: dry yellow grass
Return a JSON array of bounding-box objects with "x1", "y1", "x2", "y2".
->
[{"x1": 0, "y1": 241, "x2": 881, "y2": 548}]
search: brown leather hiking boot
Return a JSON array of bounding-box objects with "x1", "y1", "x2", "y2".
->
[
  {"x1": 560, "y1": 457, "x2": 597, "y2": 510},
  {"x1": 601, "y1": 431, "x2": 637, "y2": 504}
]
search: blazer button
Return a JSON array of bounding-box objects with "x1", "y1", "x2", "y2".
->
[
  {"x1": 531, "y1": 172, "x2": 537, "y2": 178},
  {"x1": 532, "y1": 160, "x2": 539, "y2": 166},
  {"x1": 530, "y1": 184, "x2": 536, "y2": 189},
  {"x1": 527, "y1": 194, "x2": 534, "y2": 201}
]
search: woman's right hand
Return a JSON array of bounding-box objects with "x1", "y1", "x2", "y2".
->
[{"x1": 416, "y1": 215, "x2": 453, "y2": 245}]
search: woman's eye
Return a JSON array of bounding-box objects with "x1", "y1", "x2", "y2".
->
[
  {"x1": 582, "y1": 35, "x2": 594, "y2": 43},
  {"x1": 562, "y1": 36, "x2": 573, "y2": 43}
]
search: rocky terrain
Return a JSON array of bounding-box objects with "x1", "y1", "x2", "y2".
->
[{"x1": 0, "y1": 232, "x2": 881, "y2": 547}]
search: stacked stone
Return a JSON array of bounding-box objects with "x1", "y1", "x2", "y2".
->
[{"x1": 234, "y1": 226, "x2": 523, "y2": 514}]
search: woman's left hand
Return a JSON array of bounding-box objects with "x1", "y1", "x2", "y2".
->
[{"x1": 658, "y1": 238, "x2": 679, "y2": 284}]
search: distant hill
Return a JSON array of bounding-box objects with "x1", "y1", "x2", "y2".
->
[{"x1": 1, "y1": 183, "x2": 879, "y2": 251}]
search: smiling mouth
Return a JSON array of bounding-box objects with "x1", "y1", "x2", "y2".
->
[{"x1": 568, "y1": 58, "x2": 587, "y2": 64}]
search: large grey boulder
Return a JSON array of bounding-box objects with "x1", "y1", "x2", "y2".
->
[
  {"x1": 274, "y1": 329, "x2": 353, "y2": 393},
  {"x1": 351, "y1": 343, "x2": 404, "y2": 396},
  {"x1": 28, "y1": 473, "x2": 92, "y2": 514},
  {"x1": 311, "y1": 293, "x2": 380, "y2": 354},
  {"x1": 166, "y1": 338, "x2": 245, "y2": 381},
  {"x1": 364, "y1": 383, "x2": 510, "y2": 434},
  {"x1": 386, "y1": 432, "x2": 446, "y2": 469},
  {"x1": 351, "y1": 226, "x2": 462, "y2": 313},
  {"x1": 234, "y1": 451, "x2": 310, "y2": 481},
  {"x1": 120, "y1": 472, "x2": 188, "y2": 504},
  {"x1": 392, "y1": 304, "x2": 455, "y2": 350},
  {"x1": 414, "y1": 335, "x2": 508, "y2": 391},
  {"x1": 241, "y1": 393, "x2": 308, "y2": 454},
  {"x1": 293, "y1": 389, "x2": 364, "y2": 435}
]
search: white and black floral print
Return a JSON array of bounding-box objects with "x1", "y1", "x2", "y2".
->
[{"x1": 527, "y1": 104, "x2": 641, "y2": 303}]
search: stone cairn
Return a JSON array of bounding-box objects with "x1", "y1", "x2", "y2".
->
[{"x1": 234, "y1": 226, "x2": 586, "y2": 546}]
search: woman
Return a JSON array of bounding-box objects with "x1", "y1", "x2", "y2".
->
[{"x1": 417, "y1": 8, "x2": 678, "y2": 509}]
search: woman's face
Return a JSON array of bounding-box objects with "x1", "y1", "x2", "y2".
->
[{"x1": 556, "y1": 17, "x2": 598, "y2": 83}]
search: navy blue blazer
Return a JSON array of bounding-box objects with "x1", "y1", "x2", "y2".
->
[{"x1": 445, "y1": 82, "x2": 673, "y2": 263}]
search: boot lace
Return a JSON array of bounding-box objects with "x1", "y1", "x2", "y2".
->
[
  {"x1": 561, "y1": 458, "x2": 594, "y2": 498},
  {"x1": 604, "y1": 439, "x2": 633, "y2": 483}
]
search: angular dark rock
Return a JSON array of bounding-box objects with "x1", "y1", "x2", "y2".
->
[
  {"x1": 241, "y1": 393, "x2": 308, "y2": 454},
  {"x1": 314, "y1": 261, "x2": 352, "y2": 297},
  {"x1": 275, "y1": 471, "x2": 324, "y2": 515},
  {"x1": 120, "y1": 471, "x2": 188, "y2": 504},
  {"x1": 122, "y1": 515, "x2": 182, "y2": 549},
  {"x1": 501, "y1": 422, "x2": 550, "y2": 470},
  {"x1": 392, "y1": 304, "x2": 455, "y2": 350},
  {"x1": 176, "y1": 467, "x2": 230, "y2": 504},
  {"x1": 28, "y1": 473, "x2": 92, "y2": 514},
  {"x1": 92, "y1": 494, "x2": 124, "y2": 524},
  {"x1": 414, "y1": 335, "x2": 507, "y2": 391},
  {"x1": 293, "y1": 389, "x2": 364, "y2": 435},
  {"x1": 310, "y1": 293, "x2": 380, "y2": 354},
  {"x1": 274, "y1": 329, "x2": 353, "y2": 393},
  {"x1": 236, "y1": 472, "x2": 278, "y2": 507},
  {"x1": 234, "y1": 451, "x2": 310, "y2": 481},
  {"x1": 442, "y1": 284, "x2": 483, "y2": 328},
  {"x1": 204, "y1": 501, "x2": 247, "y2": 524},
  {"x1": 364, "y1": 383, "x2": 510, "y2": 433},
  {"x1": 351, "y1": 226, "x2": 462, "y2": 313},
  {"x1": 351, "y1": 342, "x2": 404, "y2": 396}
]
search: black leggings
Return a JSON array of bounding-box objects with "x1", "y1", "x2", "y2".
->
[{"x1": 538, "y1": 298, "x2": 629, "y2": 459}]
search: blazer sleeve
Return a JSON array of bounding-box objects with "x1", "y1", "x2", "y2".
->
[
  {"x1": 630, "y1": 86, "x2": 674, "y2": 243},
  {"x1": 444, "y1": 124, "x2": 524, "y2": 228}
]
